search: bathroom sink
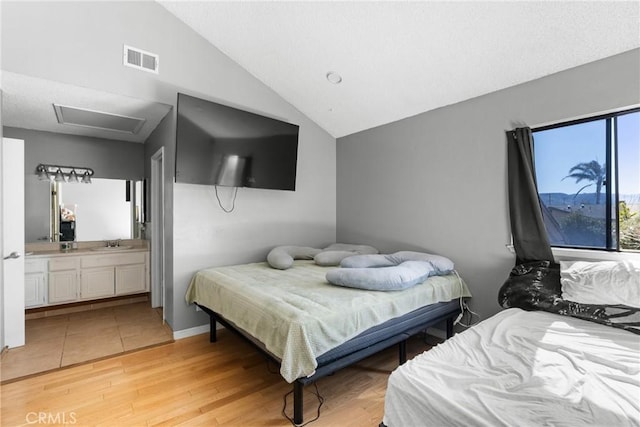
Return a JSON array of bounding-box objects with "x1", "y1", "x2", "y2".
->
[{"x1": 90, "y1": 245, "x2": 134, "y2": 251}]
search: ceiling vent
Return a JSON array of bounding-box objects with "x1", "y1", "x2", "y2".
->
[
  {"x1": 53, "y1": 104, "x2": 146, "y2": 134},
  {"x1": 123, "y1": 45, "x2": 159, "y2": 74}
]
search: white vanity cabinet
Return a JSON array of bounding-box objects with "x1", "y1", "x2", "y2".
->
[
  {"x1": 49, "y1": 257, "x2": 80, "y2": 304},
  {"x1": 26, "y1": 249, "x2": 149, "y2": 308},
  {"x1": 25, "y1": 259, "x2": 48, "y2": 307},
  {"x1": 80, "y1": 251, "x2": 148, "y2": 299}
]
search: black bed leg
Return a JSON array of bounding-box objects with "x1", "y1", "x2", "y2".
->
[
  {"x1": 293, "y1": 381, "x2": 304, "y2": 424},
  {"x1": 209, "y1": 317, "x2": 217, "y2": 343},
  {"x1": 446, "y1": 316, "x2": 454, "y2": 339},
  {"x1": 398, "y1": 340, "x2": 407, "y2": 365}
]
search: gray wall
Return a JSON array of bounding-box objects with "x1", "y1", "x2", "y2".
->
[
  {"x1": 4, "y1": 127, "x2": 145, "y2": 180},
  {"x1": 1, "y1": 2, "x2": 337, "y2": 333},
  {"x1": 337, "y1": 49, "x2": 640, "y2": 321}
]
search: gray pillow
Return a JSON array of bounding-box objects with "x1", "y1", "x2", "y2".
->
[
  {"x1": 315, "y1": 250, "x2": 361, "y2": 266},
  {"x1": 326, "y1": 261, "x2": 435, "y2": 291},
  {"x1": 313, "y1": 243, "x2": 379, "y2": 266},
  {"x1": 322, "y1": 243, "x2": 379, "y2": 254},
  {"x1": 267, "y1": 246, "x2": 322, "y2": 270},
  {"x1": 340, "y1": 254, "x2": 395, "y2": 268}
]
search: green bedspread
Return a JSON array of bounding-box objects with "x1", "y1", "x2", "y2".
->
[{"x1": 185, "y1": 260, "x2": 471, "y2": 383}]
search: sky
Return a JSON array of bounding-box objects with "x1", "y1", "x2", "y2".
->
[{"x1": 533, "y1": 111, "x2": 640, "y2": 196}]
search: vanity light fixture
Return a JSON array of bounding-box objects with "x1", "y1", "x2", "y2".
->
[
  {"x1": 35, "y1": 164, "x2": 95, "y2": 184},
  {"x1": 68, "y1": 169, "x2": 80, "y2": 183},
  {"x1": 36, "y1": 164, "x2": 50, "y2": 181},
  {"x1": 54, "y1": 168, "x2": 65, "y2": 182},
  {"x1": 81, "y1": 170, "x2": 92, "y2": 184}
]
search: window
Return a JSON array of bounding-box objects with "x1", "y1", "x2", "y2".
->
[{"x1": 532, "y1": 108, "x2": 640, "y2": 251}]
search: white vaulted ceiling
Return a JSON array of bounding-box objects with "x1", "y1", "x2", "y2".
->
[{"x1": 158, "y1": 1, "x2": 640, "y2": 138}]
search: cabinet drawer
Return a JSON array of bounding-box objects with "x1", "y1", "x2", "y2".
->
[
  {"x1": 81, "y1": 252, "x2": 146, "y2": 268},
  {"x1": 49, "y1": 257, "x2": 79, "y2": 271},
  {"x1": 25, "y1": 259, "x2": 48, "y2": 273}
]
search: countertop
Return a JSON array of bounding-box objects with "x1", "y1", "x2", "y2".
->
[{"x1": 25, "y1": 240, "x2": 149, "y2": 258}]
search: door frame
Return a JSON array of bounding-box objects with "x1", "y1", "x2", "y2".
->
[{"x1": 150, "y1": 147, "x2": 165, "y2": 320}]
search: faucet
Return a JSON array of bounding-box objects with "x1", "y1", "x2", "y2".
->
[{"x1": 105, "y1": 240, "x2": 121, "y2": 248}]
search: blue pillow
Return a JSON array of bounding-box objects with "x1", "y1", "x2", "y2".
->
[
  {"x1": 327, "y1": 251, "x2": 455, "y2": 291},
  {"x1": 326, "y1": 261, "x2": 435, "y2": 291},
  {"x1": 387, "y1": 251, "x2": 454, "y2": 274}
]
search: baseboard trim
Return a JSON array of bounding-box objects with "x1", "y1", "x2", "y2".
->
[{"x1": 173, "y1": 324, "x2": 210, "y2": 340}]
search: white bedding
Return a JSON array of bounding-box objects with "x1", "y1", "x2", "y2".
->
[
  {"x1": 560, "y1": 260, "x2": 640, "y2": 308},
  {"x1": 383, "y1": 308, "x2": 640, "y2": 427},
  {"x1": 185, "y1": 260, "x2": 470, "y2": 383}
]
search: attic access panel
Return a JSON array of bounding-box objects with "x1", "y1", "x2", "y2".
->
[{"x1": 53, "y1": 104, "x2": 146, "y2": 134}]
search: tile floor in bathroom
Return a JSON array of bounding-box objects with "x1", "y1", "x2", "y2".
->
[{"x1": 0, "y1": 301, "x2": 173, "y2": 383}]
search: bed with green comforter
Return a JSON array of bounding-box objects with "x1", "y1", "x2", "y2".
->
[{"x1": 186, "y1": 260, "x2": 470, "y2": 382}]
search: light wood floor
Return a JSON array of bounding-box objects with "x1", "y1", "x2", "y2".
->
[
  {"x1": 1, "y1": 302, "x2": 173, "y2": 382},
  {"x1": 1, "y1": 328, "x2": 438, "y2": 426}
]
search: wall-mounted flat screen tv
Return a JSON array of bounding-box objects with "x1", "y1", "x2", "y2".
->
[{"x1": 175, "y1": 93, "x2": 299, "y2": 191}]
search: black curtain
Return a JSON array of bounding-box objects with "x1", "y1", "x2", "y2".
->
[{"x1": 506, "y1": 127, "x2": 555, "y2": 264}]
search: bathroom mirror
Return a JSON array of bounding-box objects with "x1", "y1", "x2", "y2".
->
[
  {"x1": 1, "y1": 73, "x2": 172, "y2": 244},
  {"x1": 25, "y1": 177, "x2": 144, "y2": 243}
]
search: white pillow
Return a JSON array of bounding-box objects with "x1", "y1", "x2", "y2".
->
[{"x1": 560, "y1": 260, "x2": 640, "y2": 308}]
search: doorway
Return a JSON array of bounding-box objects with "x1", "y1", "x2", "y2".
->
[{"x1": 150, "y1": 147, "x2": 165, "y2": 321}]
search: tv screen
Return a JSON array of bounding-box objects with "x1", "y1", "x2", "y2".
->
[{"x1": 175, "y1": 93, "x2": 299, "y2": 191}]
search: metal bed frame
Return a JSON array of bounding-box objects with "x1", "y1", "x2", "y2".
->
[{"x1": 197, "y1": 300, "x2": 461, "y2": 424}]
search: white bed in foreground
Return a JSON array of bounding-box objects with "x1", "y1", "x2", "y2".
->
[{"x1": 383, "y1": 308, "x2": 640, "y2": 427}]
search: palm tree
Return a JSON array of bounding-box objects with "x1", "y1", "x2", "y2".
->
[{"x1": 563, "y1": 160, "x2": 606, "y2": 204}]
